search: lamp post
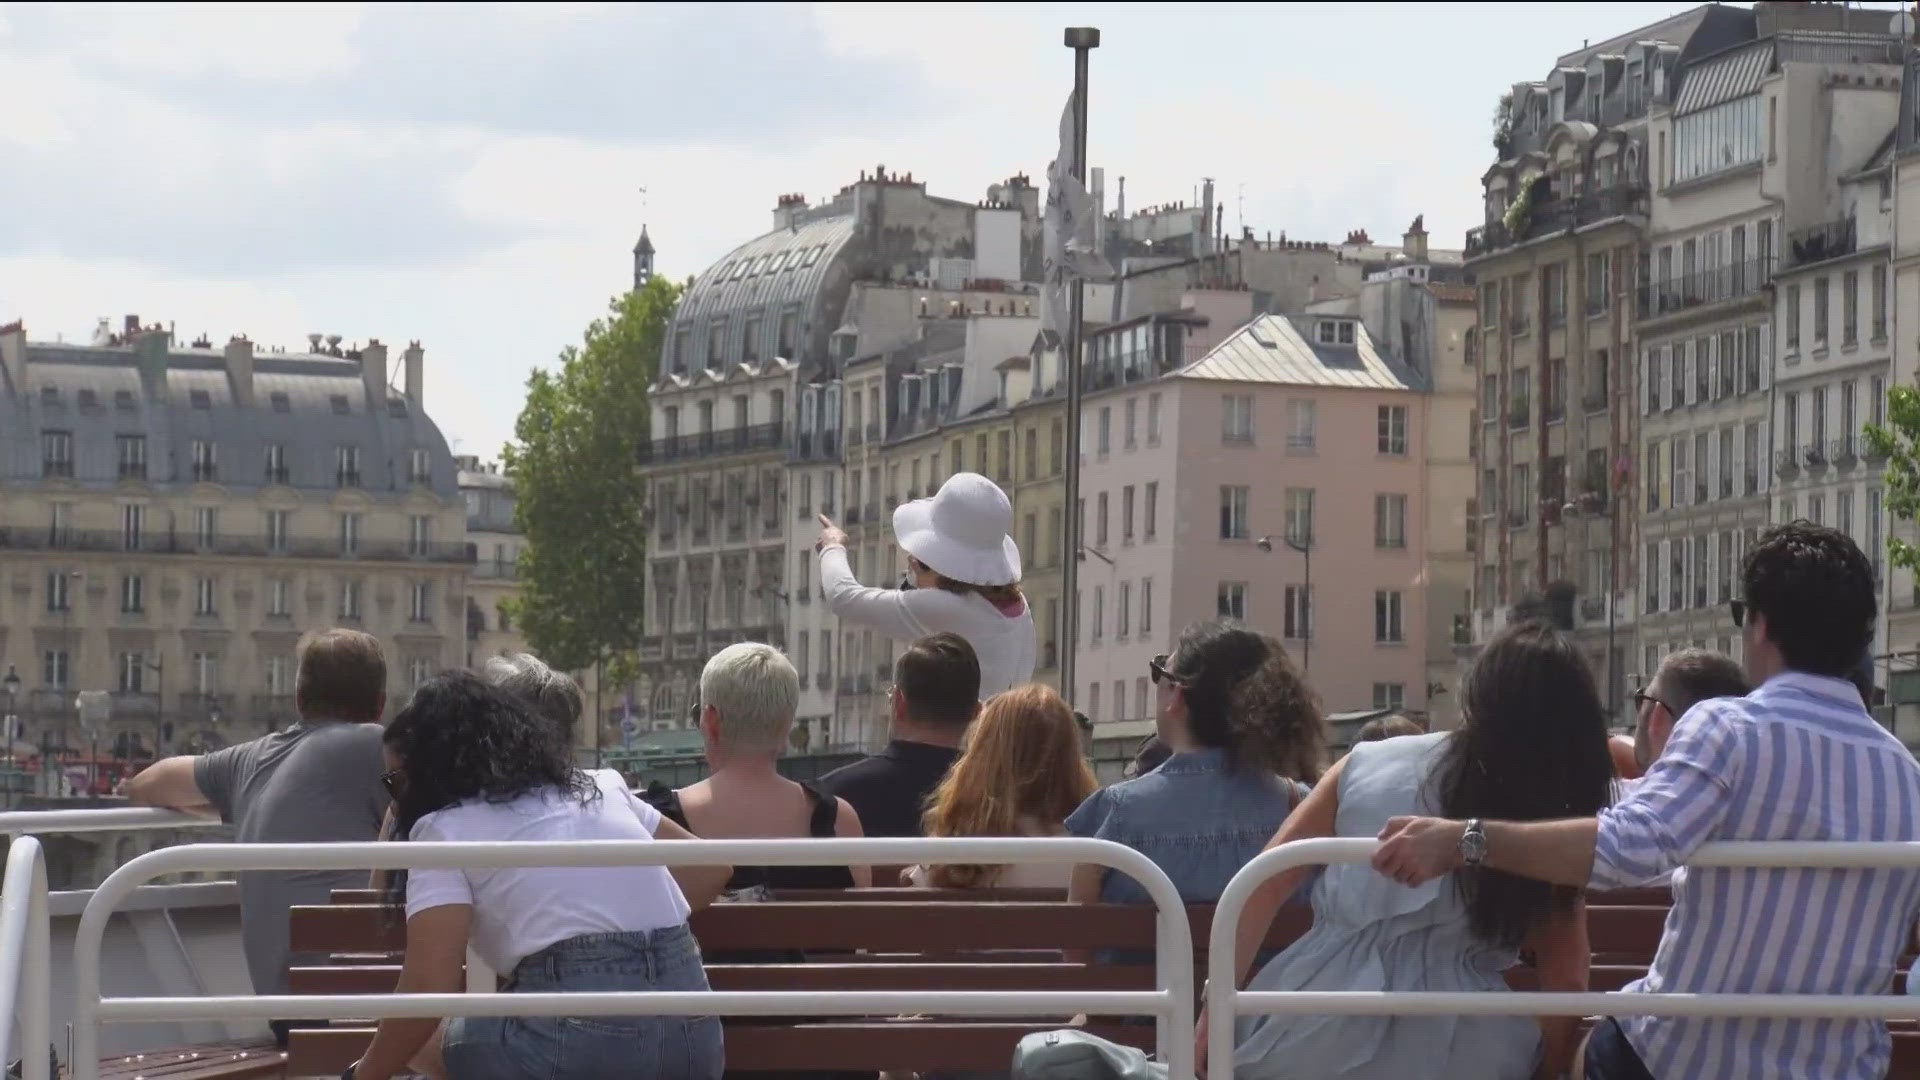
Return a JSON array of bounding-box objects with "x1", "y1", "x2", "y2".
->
[
  {"x1": 1257, "y1": 534, "x2": 1313, "y2": 672},
  {"x1": 1057, "y1": 24, "x2": 1100, "y2": 712},
  {"x1": 142, "y1": 655, "x2": 166, "y2": 762},
  {"x1": 2, "y1": 666, "x2": 19, "y2": 808}
]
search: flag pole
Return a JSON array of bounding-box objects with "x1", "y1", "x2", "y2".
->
[{"x1": 1060, "y1": 26, "x2": 1098, "y2": 711}]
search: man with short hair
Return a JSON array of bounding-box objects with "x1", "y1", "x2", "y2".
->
[
  {"x1": 128, "y1": 629, "x2": 390, "y2": 1046},
  {"x1": 1630, "y1": 648, "x2": 1750, "y2": 773},
  {"x1": 1375, "y1": 522, "x2": 1920, "y2": 1079},
  {"x1": 819, "y1": 632, "x2": 980, "y2": 837}
]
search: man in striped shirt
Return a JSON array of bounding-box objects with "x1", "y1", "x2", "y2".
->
[{"x1": 1376, "y1": 522, "x2": 1920, "y2": 1079}]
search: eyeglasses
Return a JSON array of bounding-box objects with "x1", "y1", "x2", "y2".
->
[
  {"x1": 1148, "y1": 654, "x2": 1187, "y2": 687},
  {"x1": 380, "y1": 769, "x2": 406, "y2": 798},
  {"x1": 1631, "y1": 690, "x2": 1673, "y2": 716},
  {"x1": 1729, "y1": 599, "x2": 1746, "y2": 628}
]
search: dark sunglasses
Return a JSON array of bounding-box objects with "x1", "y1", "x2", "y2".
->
[
  {"x1": 380, "y1": 768, "x2": 406, "y2": 798},
  {"x1": 1148, "y1": 654, "x2": 1187, "y2": 687},
  {"x1": 1729, "y1": 599, "x2": 1745, "y2": 628},
  {"x1": 1631, "y1": 689, "x2": 1673, "y2": 716}
]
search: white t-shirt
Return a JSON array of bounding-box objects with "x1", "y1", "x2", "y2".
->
[{"x1": 404, "y1": 769, "x2": 691, "y2": 974}]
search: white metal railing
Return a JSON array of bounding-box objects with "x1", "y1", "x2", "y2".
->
[
  {"x1": 71, "y1": 837, "x2": 1196, "y2": 1080},
  {"x1": 0, "y1": 806, "x2": 222, "y2": 840},
  {"x1": 0, "y1": 837, "x2": 50, "y2": 1080},
  {"x1": 1206, "y1": 837, "x2": 1920, "y2": 1075}
]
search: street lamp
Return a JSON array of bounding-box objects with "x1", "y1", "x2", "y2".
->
[
  {"x1": 1257, "y1": 534, "x2": 1312, "y2": 671},
  {"x1": 2, "y1": 666, "x2": 19, "y2": 809}
]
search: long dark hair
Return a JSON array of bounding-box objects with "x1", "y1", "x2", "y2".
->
[
  {"x1": 1166, "y1": 622, "x2": 1325, "y2": 783},
  {"x1": 381, "y1": 671, "x2": 594, "y2": 900},
  {"x1": 1431, "y1": 620, "x2": 1613, "y2": 947}
]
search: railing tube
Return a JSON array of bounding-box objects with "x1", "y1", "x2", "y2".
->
[
  {"x1": 0, "y1": 837, "x2": 51, "y2": 1080},
  {"x1": 72, "y1": 837, "x2": 1194, "y2": 1080}
]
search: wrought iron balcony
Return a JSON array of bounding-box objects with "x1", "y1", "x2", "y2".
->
[
  {"x1": 1466, "y1": 186, "x2": 1649, "y2": 259},
  {"x1": 1786, "y1": 217, "x2": 1857, "y2": 271},
  {"x1": 639, "y1": 422, "x2": 787, "y2": 464},
  {"x1": 1774, "y1": 448, "x2": 1801, "y2": 477},
  {"x1": 1637, "y1": 258, "x2": 1773, "y2": 319}
]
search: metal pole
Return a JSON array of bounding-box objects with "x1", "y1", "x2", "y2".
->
[
  {"x1": 1059, "y1": 26, "x2": 1098, "y2": 710},
  {"x1": 1302, "y1": 543, "x2": 1312, "y2": 673}
]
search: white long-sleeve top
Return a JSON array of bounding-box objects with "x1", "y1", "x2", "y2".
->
[{"x1": 818, "y1": 543, "x2": 1036, "y2": 696}]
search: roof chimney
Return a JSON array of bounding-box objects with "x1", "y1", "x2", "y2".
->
[
  {"x1": 1403, "y1": 214, "x2": 1429, "y2": 260},
  {"x1": 0, "y1": 321, "x2": 25, "y2": 397},
  {"x1": 123, "y1": 314, "x2": 139, "y2": 337},
  {"x1": 223, "y1": 335, "x2": 256, "y2": 407},
  {"x1": 360, "y1": 339, "x2": 388, "y2": 406},
  {"x1": 403, "y1": 340, "x2": 424, "y2": 407}
]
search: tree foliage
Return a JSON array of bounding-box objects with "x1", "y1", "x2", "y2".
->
[
  {"x1": 1865, "y1": 384, "x2": 1920, "y2": 572},
  {"x1": 503, "y1": 276, "x2": 679, "y2": 682}
]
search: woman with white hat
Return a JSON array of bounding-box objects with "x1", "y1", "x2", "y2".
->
[{"x1": 815, "y1": 472, "x2": 1036, "y2": 697}]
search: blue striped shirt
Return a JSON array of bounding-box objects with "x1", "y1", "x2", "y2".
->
[{"x1": 1590, "y1": 671, "x2": 1920, "y2": 1079}]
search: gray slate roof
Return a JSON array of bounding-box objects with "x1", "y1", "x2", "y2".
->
[{"x1": 1176, "y1": 314, "x2": 1423, "y2": 392}]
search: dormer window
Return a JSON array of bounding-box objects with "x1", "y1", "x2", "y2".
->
[{"x1": 1316, "y1": 319, "x2": 1357, "y2": 347}]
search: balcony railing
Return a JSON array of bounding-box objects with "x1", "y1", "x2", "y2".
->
[
  {"x1": 190, "y1": 463, "x2": 218, "y2": 482},
  {"x1": 1786, "y1": 217, "x2": 1857, "y2": 271},
  {"x1": 639, "y1": 422, "x2": 786, "y2": 464},
  {"x1": 789, "y1": 428, "x2": 840, "y2": 463},
  {"x1": 1802, "y1": 442, "x2": 1830, "y2": 470},
  {"x1": 1465, "y1": 186, "x2": 1649, "y2": 259},
  {"x1": 0, "y1": 528, "x2": 475, "y2": 563},
  {"x1": 118, "y1": 462, "x2": 147, "y2": 481},
  {"x1": 1774, "y1": 448, "x2": 1801, "y2": 477},
  {"x1": 1637, "y1": 257, "x2": 1773, "y2": 319},
  {"x1": 1831, "y1": 436, "x2": 1860, "y2": 466}
]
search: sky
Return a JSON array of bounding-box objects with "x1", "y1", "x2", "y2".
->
[{"x1": 0, "y1": 0, "x2": 1725, "y2": 460}]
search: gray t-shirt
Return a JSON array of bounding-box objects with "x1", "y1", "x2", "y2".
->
[{"x1": 194, "y1": 720, "x2": 388, "y2": 995}]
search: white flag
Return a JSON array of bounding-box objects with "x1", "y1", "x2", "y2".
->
[{"x1": 1040, "y1": 89, "x2": 1111, "y2": 350}]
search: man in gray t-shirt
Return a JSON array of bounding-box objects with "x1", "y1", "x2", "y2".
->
[{"x1": 127, "y1": 629, "x2": 390, "y2": 1042}]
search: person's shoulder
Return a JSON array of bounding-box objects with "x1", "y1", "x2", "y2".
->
[
  {"x1": 1062, "y1": 780, "x2": 1120, "y2": 834},
  {"x1": 818, "y1": 753, "x2": 890, "y2": 793}
]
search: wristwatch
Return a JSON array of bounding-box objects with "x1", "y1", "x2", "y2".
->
[{"x1": 1460, "y1": 818, "x2": 1488, "y2": 868}]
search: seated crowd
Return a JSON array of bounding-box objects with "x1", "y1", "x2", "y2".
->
[{"x1": 123, "y1": 521, "x2": 1920, "y2": 1080}]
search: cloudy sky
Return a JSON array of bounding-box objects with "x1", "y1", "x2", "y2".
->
[{"x1": 1, "y1": 1, "x2": 1707, "y2": 458}]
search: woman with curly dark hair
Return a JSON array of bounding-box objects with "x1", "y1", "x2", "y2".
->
[
  {"x1": 1193, "y1": 620, "x2": 1612, "y2": 1080},
  {"x1": 1065, "y1": 622, "x2": 1326, "y2": 909},
  {"x1": 343, "y1": 672, "x2": 729, "y2": 1080}
]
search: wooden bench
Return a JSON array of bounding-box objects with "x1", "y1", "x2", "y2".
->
[{"x1": 281, "y1": 886, "x2": 1920, "y2": 1077}]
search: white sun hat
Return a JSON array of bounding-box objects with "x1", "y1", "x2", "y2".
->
[{"x1": 891, "y1": 472, "x2": 1022, "y2": 587}]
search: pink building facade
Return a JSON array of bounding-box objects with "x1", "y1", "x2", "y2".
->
[{"x1": 1074, "y1": 310, "x2": 1433, "y2": 739}]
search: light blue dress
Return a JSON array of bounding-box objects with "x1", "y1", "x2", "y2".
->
[{"x1": 1231, "y1": 731, "x2": 1540, "y2": 1080}]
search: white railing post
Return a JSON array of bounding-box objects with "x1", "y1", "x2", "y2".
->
[
  {"x1": 0, "y1": 837, "x2": 52, "y2": 1080},
  {"x1": 67, "y1": 837, "x2": 1196, "y2": 1080}
]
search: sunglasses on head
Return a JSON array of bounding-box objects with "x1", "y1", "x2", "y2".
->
[{"x1": 1148, "y1": 654, "x2": 1187, "y2": 687}]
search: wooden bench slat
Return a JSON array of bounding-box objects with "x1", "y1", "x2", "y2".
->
[{"x1": 291, "y1": 961, "x2": 1158, "y2": 996}]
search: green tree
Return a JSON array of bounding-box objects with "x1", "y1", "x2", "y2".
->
[
  {"x1": 1866, "y1": 384, "x2": 1920, "y2": 570},
  {"x1": 504, "y1": 275, "x2": 680, "y2": 681}
]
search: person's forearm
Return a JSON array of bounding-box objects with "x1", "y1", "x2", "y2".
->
[
  {"x1": 352, "y1": 1016, "x2": 440, "y2": 1080},
  {"x1": 1229, "y1": 867, "x2": 1311, "y2": 989},
  {"x1": 1484, "y1": 819, "x2": 1599, "y2": 888}
]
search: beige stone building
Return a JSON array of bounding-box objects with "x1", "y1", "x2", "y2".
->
[{"x1": 0, "y1": 318, "x2": 468, "y2": 783}]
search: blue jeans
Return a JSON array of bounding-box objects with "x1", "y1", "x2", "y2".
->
[
  {"x1": 1584, "y1": 1018, "x2": 1656, "y2": 1080},
  {"x1": 443, "y1": 925, "x2": 724, "y2": 1080}
]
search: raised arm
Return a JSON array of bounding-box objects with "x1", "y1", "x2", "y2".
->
[{"x1": 817, "y1": 543, "x2": 931, "y2": 642}]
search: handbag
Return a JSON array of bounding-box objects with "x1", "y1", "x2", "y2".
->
[{"x1": 1010, "y1": 1029, "x2": 1167, "y2": 1080}]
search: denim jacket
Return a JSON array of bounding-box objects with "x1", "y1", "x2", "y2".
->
[{"x1": 1064, "y1": 748, "x2": 1310, "y2": 905}]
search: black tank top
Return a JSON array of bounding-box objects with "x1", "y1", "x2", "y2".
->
[{"x1": 641, "y1": 780, "x2": 855, "y2": 892}]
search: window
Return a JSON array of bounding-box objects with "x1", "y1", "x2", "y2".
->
[
  {"x1": 409, "y1": 515, "x2": 432, "y2": 557},
  {"x1": 1873, "y1": 375, "x2": 1888, "y2": 429},
  {"x1": 48, "y1": 502, "x2": 70, "y2": 545},
  {"x1": 1671, "y1": 93, "x2": 1762, "y2": 184},
  {"x1": 1124, "y1": 398, "x2": 1138, "y2": 449},
  {"x1": 1025, "y1": 428, "x2": 1038, "y2": 480},
  {"x1": 1543, "y1": 262, "x2": 1566, "y2": 324},
  {"x1": 1744, "y1": 422, "x2": 1762, "y2": 495},
  {"x1": 120, "y1": 574, "x2": 144, "y2": 614},
  {"x1": 1644, "y1": 347, "x2": 1664, "y2": 414},
  {"x1": 193, "y1": 507, "x2": 217, "y2": 547},
  {"x1": 122, "y1": 503, "x2": 144, "y2": 549},
  {"x1": 1087, "y1": 682, "x2": 1101, "y2": 723},
  {"x1": 265, "y1": 510, "x2": 290, "y2": 552},
  {"x1": 411, "y1": 582, "x2": 432, "y2": 622},
  {"x1": 1839, "y1": 489, "x2": 1854, "y2": 537},
  {"x1": 1377, "y1": 405, "x2": 1408, "y2": 455},
  {"x1": 1287, "y1": 399, "x2": 1315, "y2": 450},
  {"x1": 408, "y1": 658, "x2": 432, "y2": 690},
  {"x1": 1091, "y1": 586, "x2": 1105, "y2": 643},
  {"x1": 268, "y1": 578, "x2": 290, "y2": 617},
  {"x1": 191, "y1": 651, "x2": 219, "y2": 695},
  {"x1": 118, "y1": 652, "x2": 147, "y2": 694},
  {"x1": 117, "y1": 435, "x2": 147, "y2": 479},
  {"x1": 1873, "y1": 264, "x2": 1888, "y2": 341},
  {"x1": 1644, "y1": 541, "x2": 1661, "y2": 613},
  {"x1": 1284, "y1": 488, "x2": 1314, "y2": 546},
  {"x1": 1217, "y1": 582, "x2": 1248, "y2": 621},
  {"x1": 1586, "y1": 252, "x2": 1610, "y2": 313},
  {"x1": 42, "y1": 650, "x2": 69, "y2": 690},
  {"x1": 1786, "y1": 284, "x2": 1802, "y2": 351},
  {"x1": 1096, "y1": 492, "x2": 1110, "y2": 547},
  {"x1": 45, "y1": 571, "x2": 70, "y2": 613},
  {"x1": 1842, "y1": 271, "x2": 1859, "y2": 347},
  {"x1": 1374, "y1": 494, "x2": 1407, "y2": 549},
  {"x1": 339, "y1": 512, "x2": 362, "y2": 555},
  {"x1": 1117, "y1": 581, "x2": 1131, "y2": 639},
  {"x1": 264, "y1": 443, "x2": 287, "y2": 483},
  {"x1": 1143, "y1": 482, "x2": 1158, "y2": 542},
  {"x1": 1481, "y1": 280, "x2": 1498, "y2": 326},
  {"x1": 1814, "y1": 277, "x2": 1829, "y2": 346},
  {"x1": 1141, "y1": 578, "x2": 1153, "y2": 636},
  {"x1": 1719, "y1": 428, "x2": 1734, "y2": 499},
  {"x1": 266, "y1": 654, "x2": 291, "y2": 696},
  {"x1": 1220, "y1": 486, "x2": 1250, "y2": 540},
  {"x1": 1783, "y1": 390, "x2": 1800, "y2": 456},
  {"x1": 1284, "y1": 585, "x2": 1312, "y2": 641},
  {"x1": 1812, "y1": 385, "x2": 1828, "y2": 448},
  {"x1": 1315, "y1": 319, "x2": 1356, "y2": 345},
  {"x1": 996, "y1": 429, "x2": 1012, "y2": 482},
  {"x1": 1694, "y1": 432, "x2": 1710, "y2": 505},
  {"x1": 1051, "y1": 419, "x2": 1065, "y2": 472},
  {"x1": 1222, "y1": 395, "x2": 1254, "y2": 443},
  {"x1": 195, "y1": 576, "x2": 217, "y2": 616},
  {"x1": 336, "y1": 445, "x2": 361, "y2": 487},
  {"x1": 1374, "y1": 590, "x2": 1404, "y2": 643},
  {"x1": 1122, "y1": 486, "x2": 1136, "y2": 544},
  {"x1": 41, "y1": 431, "x2": 72, "y2": 477},
  {"x1": 190, "y1": 440, "x2": 217, "y2": 481},
  {"x1": 1373, "y1": 683, "x2": 1406, "y2": 710},
  {"x1": 1672, "y1": 436, "x2": 1689, "y2": 509},
  {"x1": 1134, "y1": 678, "x2": 1148, "y2": 725},
  {"x1": 1098, "y1": 407, "x2": 1111, "y2": 454},
  {"x1": 409, "y1": 449, "x2": 431, "y2": 484},
  {"x1": 339, "y1": 580, "x2": 363, "y2": 620},
  {"x1": 1510, "y1": 368, "x2": 1531, "y2": 425},
  {"x1": 1870, "y1": 487, "x2": 1885, "y2": 578}
]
